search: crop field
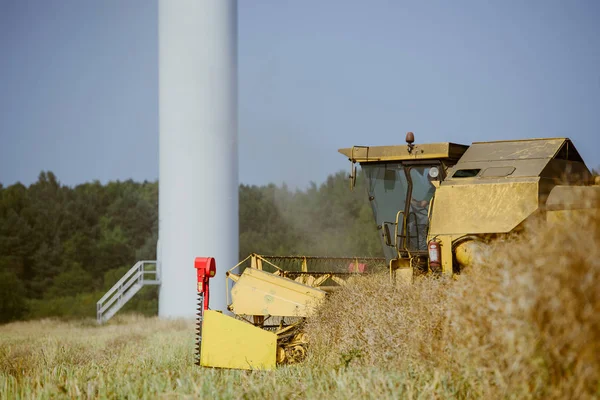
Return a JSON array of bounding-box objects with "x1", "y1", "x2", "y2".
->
[
  {"x1": 0, "y1": 316, "x2": 456, "y2": 400},
  {"x1": 1, "y1": 212, "x2": 599, "y2": 399}
]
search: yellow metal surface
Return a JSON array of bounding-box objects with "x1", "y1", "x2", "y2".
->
[
  {"x1": 438, "y1": 235, "x2": 454, "y2": 275},
  {"x1": 225, "y1": 254, "x2": 385, "y2": 307},
  {"x1": 454, "y1": 240, "x2": 488, "y2": 270},
  {"x1": 446, "y1": 159, "x2": 553, "y2": 180},
  {"x1": 429, "y1": 180, "x2": 539, "y2": 235},
  {"x1": 200, "y1": 310, "x2": 276, "y2": 370},
  {"x1": 444, "y1": 138, "x2": 591, "y2": 185},
  {"x1": 460, "y1": 138, "x2": 565, "y2": 162},
  {"x1": 229, "y1": 267, "x2": 326, "y2": 317},
  {"x1": 338, "y1": 142, "x2": 468, "y2": 163}
]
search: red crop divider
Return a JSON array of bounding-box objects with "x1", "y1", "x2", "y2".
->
[{"x1": 194, "y1": 257, "x2": 216, "y2": 310}]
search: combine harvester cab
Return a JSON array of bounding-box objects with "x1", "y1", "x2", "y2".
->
[
  {"x1": 195, "y1": 254, "x2": 385, "y2": 370},
  {"x1": 339, "y1": 134, "x2": 599, "y2": 280}
]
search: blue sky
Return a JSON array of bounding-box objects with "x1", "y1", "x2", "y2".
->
[{"x1": 1, "y1": 0, "x2": 599, "y2": 188}]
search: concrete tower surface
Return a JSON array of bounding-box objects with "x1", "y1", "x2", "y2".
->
[{"x1": 158, "y1": 0, "x2": 238, "y2": 317}]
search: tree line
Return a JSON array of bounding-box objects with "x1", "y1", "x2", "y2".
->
[{"x1": 0, "y1": 171, "x2": 381, "y2": 323}]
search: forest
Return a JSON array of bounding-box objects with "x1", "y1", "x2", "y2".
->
[{"x1": 0, "y1": 170, "x2": 382, "y2": 323}]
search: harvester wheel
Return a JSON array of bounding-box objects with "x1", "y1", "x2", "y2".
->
[
  {"x1": 286, "y1": 344, "x2": 307, "y2": 363},
  {"x1": 276, "y1": 346, "x2": 287, "y2": 364}
]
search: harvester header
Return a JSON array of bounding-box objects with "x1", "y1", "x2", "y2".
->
[{"x1": 194, "y1": 254, "x2": 384, "y2": 370}]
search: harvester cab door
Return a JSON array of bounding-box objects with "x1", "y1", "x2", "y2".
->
[
  {"x1": 363, "y1": 163, "x2": 409, "y2": 262},
  {"x1": 363, "y1": 162, "x2": 441, "y2": 263},
  {"x1": 406, "y1": 166, "x2": 437, "y2": 252}
]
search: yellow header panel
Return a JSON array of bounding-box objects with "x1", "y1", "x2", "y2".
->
[
  {"x1": 229, "y1": 268, "x2": 326, "y2": 317},
  {"x1": 200, "y1": 310, "x2": 277, "y2": 370},
  {"x1": 338, "y1": 142, "x2": 468, "y2": 163}
]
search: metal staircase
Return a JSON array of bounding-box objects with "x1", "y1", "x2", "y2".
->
[{"x1": 96, "y1": 260, "x2": 160, "y2": 324}]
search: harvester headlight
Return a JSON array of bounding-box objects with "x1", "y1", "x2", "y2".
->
[{"x1": 429, "y1": 167, "x2": 439, "y2": 179}]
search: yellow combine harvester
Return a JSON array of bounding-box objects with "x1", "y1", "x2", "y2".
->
[{"x1": 195, "y1": 135, "x2": 600, "y2": 370}]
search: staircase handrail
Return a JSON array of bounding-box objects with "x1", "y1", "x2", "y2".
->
[
  {"x1": 96, "y1": 260, "x2": 159, "y2": 323},
  {"x1": 98, "y1": 270, "x2": 143, "y2": 315},
  {"x1": 97, "y1": 260, "x2": 158, "y2": 304}
]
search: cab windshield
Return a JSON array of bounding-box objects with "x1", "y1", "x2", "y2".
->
[{"x1": 362, "y1": 163, "x2": 437, "y2": 261}]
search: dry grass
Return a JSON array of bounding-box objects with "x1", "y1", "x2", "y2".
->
[
  {"x1": 307, "y1": 210, "x2": 600, "y2": 399},
  {"x1": 1, "y1": 211, "x2": 598, "y2": 399},
  {"x1": 0, "y1": 315, "x2": 451, "y2": 399}
]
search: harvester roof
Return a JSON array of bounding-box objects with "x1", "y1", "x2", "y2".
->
[
  {"x1": 338, "y1": 142, "x2": 469, "y2": 163},
  {"x1": 461, "y1": 137, "x2": 582, "y2": 163},
  {"x1": 445, "y1": 137, "x2": 588, "y2": 181}
]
